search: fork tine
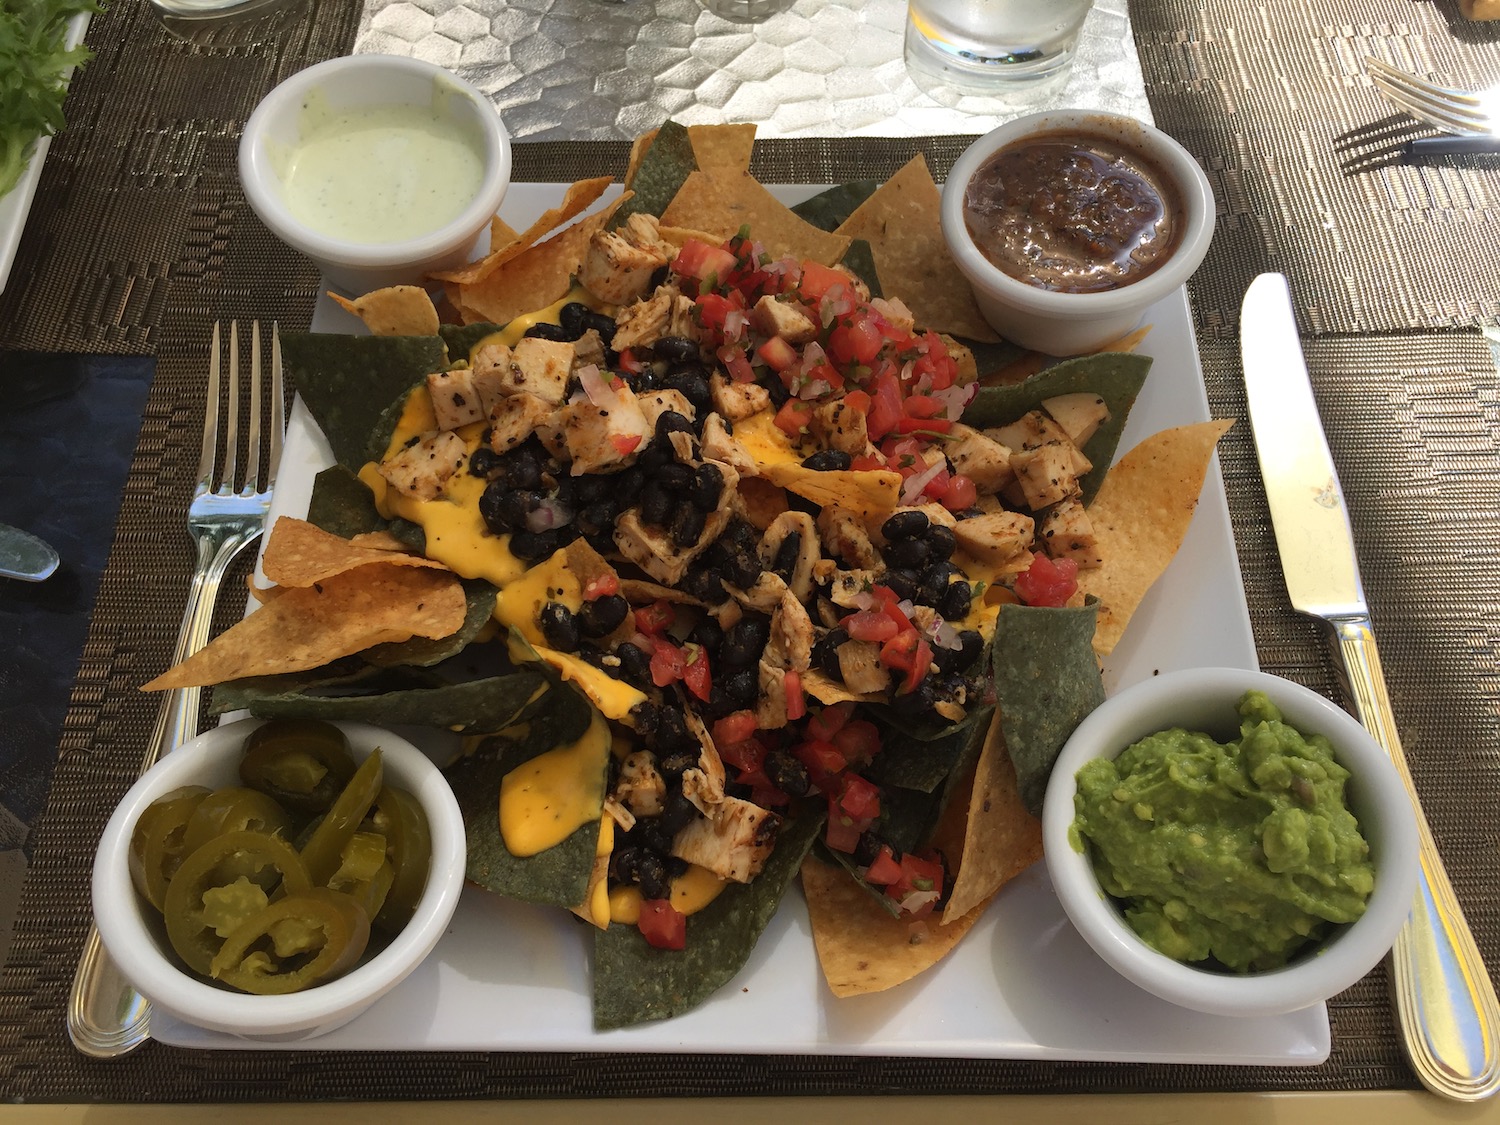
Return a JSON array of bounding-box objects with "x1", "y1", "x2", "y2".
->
[
  {"x1": 197, "y1": 322, "x2": 222, "y2": 495},
  {"x1": 1367, "y1": 57, "x2": 1488, "y2": 110},
  {"x1": 1371, "y1": 73, "x2": 1494, "y2": 128},
  {"x1": 1370, "y1": 78, "x2": 1494, "y2": 137},
  {"x1": 243, "y1": 321, "x2": 264, "y2": 498},
  {"x1": 267, "y1": 323, "x2": 285, "y2": 491},
  {"x1": 1365, "y1": 57, "x2": 1495, "y2": 136},
  {"x1": 219, "y1": 322, "x2": 240, "y2": 493}
]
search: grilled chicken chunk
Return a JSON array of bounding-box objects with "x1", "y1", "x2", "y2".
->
[
  {"x1": 670, "y1": 795, "x2": 780, "y2": 883},
  {"x1": 953, "y1": 511, "x2": 1036, "y2": 567},
  {"x1": 426, "y1": 367, "x2": 486, "y2": 431},
  {"x1": 378, "y1": 431, "x2": 469, "y2": 501},
  {"x1": 615, "y1": 751, "x2": 667, "y2": 819},
  {"x1": 710, "y1": 374, "x2": 773, "y2": 422},
  {"x1": 488, "y1": 392, "x2": 555, "y2": 453},
  {"x1": 1039, "y1": 496, "x2": 1104, "y2": 568},
  {"x1": 471, "y1": 337, "x2": 574, "y2": 406}
]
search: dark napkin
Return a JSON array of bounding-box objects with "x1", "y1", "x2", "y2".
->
[{"x1": 0, "y1": 354, "x2": 153, "y2": 849}]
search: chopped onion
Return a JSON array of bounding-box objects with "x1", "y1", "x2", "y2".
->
[
  {"x1": 931, "y1": 381, "x2": 977, "y2": 418},
  {"x1": 898, "y1": 889, "x2": 940, "y2": 915},
  {"x1": 724, "y1": 309, "x2": 750, "y2": 341},
  {"x1": 899, "y1": 454, "x2": 946, "y2": 504},
  {"x1": 798, "y1": 378, "x2": 832, "y2": 400},
  {"x1": 525, "y1": 497, "x2": 574, "y2": 532},
  {"x1": 929, "y1": 619, "x2": 962, "y2": 650},
  {"x1": 576, "y1": 363, "x2": 612, "y2": 407}
]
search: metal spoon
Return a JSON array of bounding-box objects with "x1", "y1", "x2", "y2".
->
[{"x1": 0, "y1": 522, "x2": 60, "y2": 582}]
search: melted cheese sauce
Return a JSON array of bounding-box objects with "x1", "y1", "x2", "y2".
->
[
  {"x1": 733, "y1": 412, "x2": 902, "y2": 516},
  {"x1": 498, "y1": 709, "x2": 612, "y2": 856},
  {"x1": 607, "y1": 863, "x2": 728, "y2": 923}
]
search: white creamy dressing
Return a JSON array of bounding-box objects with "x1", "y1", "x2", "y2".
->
[{"x1": 275, "y1": 91, "x2": 486, "y2": 244}]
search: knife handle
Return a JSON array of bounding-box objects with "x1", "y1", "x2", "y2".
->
[{"x1": 1332, "y1": 616, "x2": 1500, "y2": 1100}]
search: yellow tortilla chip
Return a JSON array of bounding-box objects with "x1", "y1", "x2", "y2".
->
[
  {"x1": 431, "y1": 177, "x2": 616, "y2": 286},
  {"x1": 834, "y1": 155, "x2": 999, "y2": 343},
  {"x1": 940, "y1": 714, "x2": 1043, "y2": 924},
  {"x1": 1078, "y1": 419, "x2": 1235, "y2": 654},
  {"x1": 455, "y1": 195, "x2": 627, "y2": 326},
  {"x1": 801, "y1": 669, "x2": 881, "y2": 706},
  {"x1": 688, "y1": 123, "x2": 757, "y2": 175},
  {"x1": 142, "y1": 565, "x2": 466, "y2": 690},
  {"x1": 661, "y1": 170, "x2": 851, "y2": 267},
  {"x1": 761, "y1": 463, "x2": 902, "y2": 517},
  {"x1": 330, "y1": 286, "x2": 440, "y2": 337},
  {"x1": 801, "y1": 856, "x2": 993, "y2": 998},
  {"x1": 260, "y1": 517, "x2": 445, "y2": 588}
]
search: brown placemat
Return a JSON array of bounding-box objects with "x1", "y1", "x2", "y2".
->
[{"x1": 1, "y1": 0, "x2": 1498, "y2": 1103}]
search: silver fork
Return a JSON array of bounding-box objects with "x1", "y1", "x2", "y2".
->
[
  {"x1": 1366, "y1": 56, "x2": 1500, "y2": 138},
  {"x1": 67, "y1": 320, "x2": 285, "y2": 1059}
]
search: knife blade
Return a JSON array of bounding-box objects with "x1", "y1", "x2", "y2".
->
[
  {"x1": 1240, "y1": 272, "x2": 1500, "y2": 1101},
  {"x1": 0, "y1": 521, "x2": 60, "y2": 582}
]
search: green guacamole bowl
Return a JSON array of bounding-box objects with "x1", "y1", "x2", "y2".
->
[{"x1": 1041, "y1": 668, "x2": 1418, "y2": 1017}]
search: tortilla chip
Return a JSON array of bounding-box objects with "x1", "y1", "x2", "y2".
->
[
  {"x1": 661, "y1": 170, "x2": 851, "y2": 267},
  {"x1": 330, "y1": 286, "x2": 441, "y2": 338},
  {"x1": 688, "y1": 123, "x2": 757, "y2": 175},
  {"x1": 940, "y1": 713, "x2": 1043, "y2": 923},
  {"x1": 761, "y1": 463, "x2": 902, "y2": 517},
  {"x1": 454, "y1": 196, "x2": 627, "y2": 326},
  {"x1": 656, "y1": 224, "x2": 733, "y2": 251},
  {"x1": 260, "y1": 517, "x2": 445, "y2": 588},
  {"x1": 623, "y1": 128, "x2": 661, "y2": 191},
  {"x1": 831, "y1": 155, "x2": 998, "y2": 343},
  {"x1": 801, "y1": 856, "x2": 993, "y2": 997},
  {"x1": 430, "y1": 177, "x2": 615, "y2": 285},
  {"x1": 142, "y1": 565, "x2": 466, "y2": 690},
  {"x1": 1078, "y1": 419, "x2": 1235, "y2": 654}
]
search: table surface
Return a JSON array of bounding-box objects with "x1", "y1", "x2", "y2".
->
[{"x1": 0, "y1": 0, "x2": 1498, "y2": 1114}]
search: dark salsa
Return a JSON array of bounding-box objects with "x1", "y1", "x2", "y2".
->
[{"x1": 962, "y1": 128, "x2": 1185, "y2": 294}]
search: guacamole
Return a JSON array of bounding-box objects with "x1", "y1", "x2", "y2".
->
[{"x1": 1070, "y1": 690, "x2": 1375, "y2": 971}]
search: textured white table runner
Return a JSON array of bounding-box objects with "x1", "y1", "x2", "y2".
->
[{"x1": 353, "y1": 0, "x2": 1149, "y2": 140}]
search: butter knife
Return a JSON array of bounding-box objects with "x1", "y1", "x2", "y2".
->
[
  {"x1": 1240, "y1": 272, "x2": 1500, "y2": 1101},
  {"x1": 0, "y1": 522, "x2": 60, "y2": 582}
]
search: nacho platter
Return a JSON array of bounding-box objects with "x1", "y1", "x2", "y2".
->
[{"x1": 153, "y1": 179, "x2": 1329, "y2": 1063}]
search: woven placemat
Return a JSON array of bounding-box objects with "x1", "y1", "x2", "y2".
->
[{"x1": 0, "y1": 0, "x2": 1497, "y2": 1102}]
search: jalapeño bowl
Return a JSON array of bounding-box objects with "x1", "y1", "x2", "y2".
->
[
  {"x1": 1041, "y1": 668, "x2": 1418, "y2": 1018},
  {"x1": 940, "y1": 109, "x2": 1215, "y2": 355},
  {"x1": 91, "y1": 718, "x2": 465, "y2": 1042},
  {"x1": 238, "y1": 54, "x2": 512, "y2": 295}
]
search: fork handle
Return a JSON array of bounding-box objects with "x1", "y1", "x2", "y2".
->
[{"x1": 1333, "y1": 617, "x2": 1500, "y2": 1101}]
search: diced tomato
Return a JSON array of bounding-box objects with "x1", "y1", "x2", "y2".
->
[
  {"x1": 880, "y1": 628, "x2": 934, "y2": 693},
  {"x1": 773, "y1": 398, "x2": 814, "y2": 439},
  {"x1": 797, "y1": 261, "x2": 851, "y2": 304},
  {"x1": 823, "y1": 815, "x2": 862, "y2": 854},
  {"x1": 837, "y1": 773, "x2": 881, "y2": 822},
  {"x1": 903, "y1": 394, "x2": 944, "y2": 419},
  {"x1": 866, "y1": 374, "x2": 904, "y2": 441},
  {"x1": 695, "y1": 292, "x2": 741, "y2": 334},
  {"x1": 638, "y1": 899, "x2": 687, "y2": 951},
  {"x1": 650, "y1": 640, "x2": 686, "y2": 688},
  {"x1": 831, "y1": 719, "x2": 881, "y2": 764},
  {"x1": 890, "y1": 852, "x2": 945, "y2": 900},
  {"x1": 673, "y1": 239, "x2": 738, "y2": 285},
  {"x1": 940, "y1": 473, "x2": 978, "y2": 512},
  {"x1": 792, "y1": 739, "x2": 846, "y2": 790},
  {"x1": 610, "y1": 433, "x2": 642, "y2": 457},
  {"x1": 756, "y1": 335, "x2": 799, "y2": 372},
  {"x1": 843, "y1": 609, "x2": 900, "y2": 644},
  {"x1": 1013, "y1": 554, "x2": 1080, "y2": 608},
  {"x1": 863, "y1": 845, "x2": 903, "y2": 885},
  {"x1": 720, "y1": 345, "x2": 756, "y2": 383},
  {"x1": 713, "y1": 710, "x2": 759, "y2": 747},
  {"x1": 804, "y1": 702, "x2": 853, "y2": 743},
  {"x1": 681, "y1": 643, "x2": 712, "y2": 701},
  {"x1": 842, "y1": 388, "x2": 872, "y2": 414},
  {"x1": 850, "y1": 452, "x2": 886, "y2": 472},
  {"x1": 827, "y1": 315, "x2": 884, "y2": 367},
  {"x1": 582, "y1": 573, "x2": 619, "y2": 600},
  {"x1": 616, "y1": 348, "x2": 646, "y2": 375},
  {"x1": 717, "y1": 734, "x2": 765, "y2": 775},
  {"x1": 634, "y1": 600, "x2": 675, "y2": 635},
  {"x1": 783, "y1": 670, "x2": 806, "y2": 721}
]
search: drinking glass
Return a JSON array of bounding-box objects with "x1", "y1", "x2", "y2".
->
[{"x1": 905, "y1": 0, "x2": 1094, "y2": 89}]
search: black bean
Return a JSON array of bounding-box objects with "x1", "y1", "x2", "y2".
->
[
  {"x1": 656, "y1": 462, "x2": 694, "y2": 493},
  {"x1": 636, "y1": 441, "x2": 671, "y2": 472},
  {"x1": 890, "y1": 680, "x2": 938, "y2": 719},
  {"x1": 721, "y1": 618, "x2": 770, "y2": 667},
  {"x1": 654, "y1": 410, "x2": 695, "y2": 444},
  {"x1": 812, "y1": 627, "x2": 849, "y2": 679},
  {"x1": 939, "y1": 580, "x2": 972, "y2": 622},
  {"x1": 723, "y1": 668, "x2": 758, "y2": 708},
  {"x1": 627, "y1": 368, "x2": 657, "y2": 393},
  {"x1": 670, "y1": 504, "x2": 706, "y2": 549},
  {"x1": 680, "y1": 566, "x2": 726, "y2": 605},
  {"x1": 852, "y1": 830, "x2": 884, "y2": 866},
  {"x1": 722, "y1": 518, "x2": 759, "y2": 552},
  {"x1": 500, "y1": 443, "x2": 546, "y2": 490},
  {"x1": 659, "y1": 791, "x2": 701, "y2": 835},
  {"x1": 538, "y1": 602, "x2": 581, "y2": 652},
  {"x1": 469, "y1": 446, "x2": 503, "y2": 480},
  {"x1": 689, "y1": 463, "x2": 724, "y2": 511},
  {"x1": 637, "y1": 851, "x2": 671, "y2": 900},
  {"x1": 801, "y1": 449, "x2": 852, "y2": 472},
  {"x1": 507, "y1": 529, "x2": 556, "y2": 562},
  {"x1": 763, "y1": 748, "x2": 810, "y2": 798},
  {"x1": 883, "y1": 568, "x2": 919, "y2": 602},
  {"x1": 926, "y1": 523, "x2": 958, "y2": 561},
  {"x1": 771, "y1": 531, "x2": 802, "y2": 578},
  {"x1": 688, "y1": 619, "x2": 725, "y2": 655},
  {"x1": 523, "y1": 321, "x2": 570, "y2": 342},
  {"x1": 882, "y1": 510, "x2": 930, "y2": 541},
  {"x1": 581, "y1": 310, "x2": 618, "y2": 345},
  {"x1": 616, "y1": 643, "x2": 653, "y2": 690},
  {"x1": 559, "y1": 302, "x2": 591, "y2": 338},
  {"x1": 569, "y1": 473, "x2": 609, "y2": 506},
  {"x1": 764, "y1": 377, "x2": 791, "y2": 407},
  {"x1": 613, "y1": 466, "x2": 646, "y2": 505},
  {"x1": 640, "y1": 483, "x2": 673, "y2": 529},
  {"x1": 654, "y1": 706, "x2": 695, "y2": 753},
  {"x1": 580, "y1": 594, "x2": 629, "y2": 637},
  {"x1": 576, "y1": 499, "x2": 620, "y2": 540},
  {"x1": 883, "y1": 536, "x2": 930, "y2": 571},
  {"x1": 919, "y1": 562, "x2": 962, "y2": 606},
  {"x1": 655, "y1": 749, "x2": 698, "y2": 783},
  {"x1": 653, "y1": 336, "x2": 700, "y2": 365},
  {"x1": 478, "y1": 481, "x2": 515, "y2": 534},
  {"x1": 934, "y1": 628, "x2": 984, "y2": 675},
  {"x1": 661, "y1": 367, "x2": 711, "y2": 415},
  {"x1": 635, "y1": 817, "x2": 676, "y2": 859},
  {"x1": 724, "y1": 546, "x2": 763, "y2": 589}
]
